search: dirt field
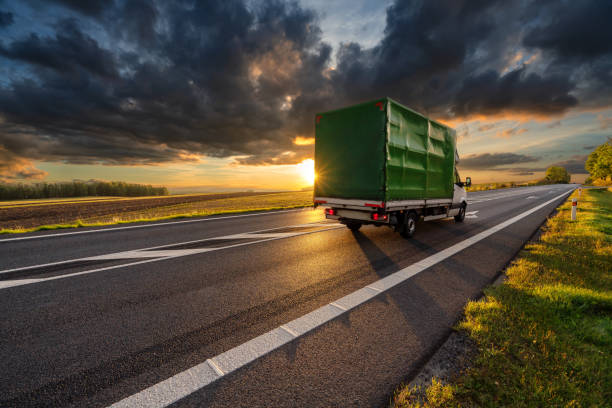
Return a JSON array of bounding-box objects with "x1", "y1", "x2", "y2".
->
[{"x1": 0, "y1": 191, "x2": 312, "y2": 231}]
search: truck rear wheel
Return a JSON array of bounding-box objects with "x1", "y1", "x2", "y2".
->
[
  {"x1": 345, "y1": 222, "x2": 362, "y2": 231},
  {"x1": 400, "y1": 212, "x2": 417, "y2": 238},
  {"x1": 454, "y1": 204, "x2": 466, "y2": 223}
]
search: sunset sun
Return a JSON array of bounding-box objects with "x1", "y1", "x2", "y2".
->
[{"x1": 296, "y1": 159, "x2": 315, "y2": 185}]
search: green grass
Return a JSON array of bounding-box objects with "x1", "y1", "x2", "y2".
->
[
  {"x1": 392, "y1": 188, "x2": 612, "y2": 408},
  {"x1": 0, "y1": 191, "x2": 314, "y2": 234}
]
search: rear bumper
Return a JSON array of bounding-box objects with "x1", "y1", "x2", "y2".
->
[
  {"x1": 314, "y1": 196, "x2": 452, "y2": 211},
  {"x1": 325, "y1": 208, "x2": 390, "y2": 224},
  {"x1": 314, "y1": 197, "x2": 382, "y2": 210}
]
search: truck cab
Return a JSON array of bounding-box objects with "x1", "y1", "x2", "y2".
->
[{"x1": 451, "y1": 168, "x2": 469, "y2": 221}]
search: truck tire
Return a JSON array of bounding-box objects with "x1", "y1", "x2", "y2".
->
[
  {"x1": 400, "y1": 212, "x2": 417, "y2": 238},
  {"x1": 454, "y1": 204, "x2": 466, "y2": 223},
  {"x1": 346, "y1": 222, "x2": 362, "y2": 231}
]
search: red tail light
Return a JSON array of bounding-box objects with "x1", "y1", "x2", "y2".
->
[
  {"x1": 325, "y1": 208, "x2": 336, "y2": 216},
  {"x1": 371, "y1": 212, "x2": 388, "y2": 221}
]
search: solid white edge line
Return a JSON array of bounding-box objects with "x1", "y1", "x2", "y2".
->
[
  {"x1": 329, "y1": 301, "x2": 347, "y2": 311},
  {"x1": 279, "y1": 325, "x2": 299, "y2": 338},
  {"x1": 108, "y1": 187, "x2": 574, "y2": 408},
  {"x1": 206, "y1": 359, "x2": 225, "y2": 376},
  {"x1": 0, "y1": 208, "x2": 311, "y2": 243}
]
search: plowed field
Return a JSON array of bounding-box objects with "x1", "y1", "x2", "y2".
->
[{"x1": 0, "y1": 191, "x2": 289, "y2": 230}]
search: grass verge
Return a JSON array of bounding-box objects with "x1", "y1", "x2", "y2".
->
[{"x1": 392, "y1": 188, "x2": 612, "y2": 407}]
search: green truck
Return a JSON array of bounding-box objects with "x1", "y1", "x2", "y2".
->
[{"x1": 313, "y1": 97, "x2": 471, "y2": 237}]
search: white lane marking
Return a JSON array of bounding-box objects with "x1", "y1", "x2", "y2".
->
[
  {"x1": 0, "y1": 223, "x2": 343, "y2": 290},
  {"x1": 0, "y1": 208, "x2": 311, "y2": 243},
  {"x1": 219, "y1": 232, "x2": 300, "y2": 239},
  {"x1": 115, "y1": 358, "x2": 221, "y2": 408},
  {"x1": 0, "y1": 186, "x2": 563, "y2": 278},
  {"x1": 0, "y1": 258, "x2": 164, "y2": 290},
  {"x1": 91, "y1": 249, "x2": 216, "y2": 259},
  {"x1": 108, "y1": 188, "x2": 574, "y2": 408},
  {"x1": 468, "y1": 188, "x2": 544, "y2": 204},
  {"x1": 465, "y1": 210, "x2": 479, "y2": 219},
  {"x1": 279, "y1": 325, "x2": 299, "y2": 338},
  {"x1": 212, "y1": 328, "x2": 295, "y2": 375},
  {"x1": 0, "y1": 186, "x2": 563, "y2": 243},
  {"x1": 0, "y1": 222, "x2": 333, "y2": 275},
  {"x1": 206, "y1": 359, "x2": 225, "y2": 376},
  {"x1": 329, "y1": 301, "x2": 348, "y2": 311},
  {"x1": 468, "y1": 185, "x2": 564, "y2": 203}
]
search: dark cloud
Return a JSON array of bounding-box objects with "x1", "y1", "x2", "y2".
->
[
  {"x1": 41, "y1": 0, "x2": 110, "y2": 17},
  {"x1": 0, "y1": 11, "x2": 13, "y2": 27},
  {"x1": 452, "y1": 68, "x2": 578, "y2": 117},
  {"x1": 523, "y1": 1, "x2": 612, "y2": 59},
  {"x1": 458, "y1": 153, "x2": 538, "y2": 170},
  {"x1": 0, "y1": 0, "x2": 610, "y2": 175},
  {"x1": 113, "y1": 0, "x2": 158, "y2": 47},
  {"x1": 327, "y1": 0, "x2": 505, "y2": 115},
  {"x1": 550, "y1": 155, "x2": 588, "y2": 174},
  {"x1": 522, "y1": 1, "x2": 612, "y2": 110},
  {"x1": 0, "y1": 0, "x2": 327, "y2": 168},
  {"x1": 458, "y1": 154, "x2": 588, "y2": 175},
  {"x1": 0, "y1": 18, "x2": 118, "y2": 78}
]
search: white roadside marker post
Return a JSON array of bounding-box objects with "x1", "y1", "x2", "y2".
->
[{"x1": 571, "y1": 198, "x2": 577, "y2": 221}]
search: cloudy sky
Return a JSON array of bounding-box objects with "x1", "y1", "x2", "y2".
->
[{"x1": 0, "y1": 0, "x2": 611, "y2": 191}]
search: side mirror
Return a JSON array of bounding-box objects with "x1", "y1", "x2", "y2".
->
[{"x1": 465, "y1": 177, "x2": 472, "y2": 187}]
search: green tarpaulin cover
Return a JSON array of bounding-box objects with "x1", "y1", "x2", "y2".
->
[{"x1": 314, "y1": 97, "x2": 456, "y2": 201}]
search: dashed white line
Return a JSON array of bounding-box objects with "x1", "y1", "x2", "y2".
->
[
  {"x1": 0, "y1": 222, "x2": 342, "y2": 290},
  {"x1": 108, "y1": 188, "x2": 574, "y2": 408}
]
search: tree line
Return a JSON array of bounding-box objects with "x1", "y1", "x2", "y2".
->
[{"x1": 0, "y1": 181, "x2": 169, "y2": 200}]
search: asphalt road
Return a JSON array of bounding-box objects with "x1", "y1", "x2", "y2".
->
[{"x1": 0, "y1": 184, "x2": 576, "y2": 407}]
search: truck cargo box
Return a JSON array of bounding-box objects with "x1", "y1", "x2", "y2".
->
[{"x1": 314, "y1": 97, "x2": 456, "y2": 203}]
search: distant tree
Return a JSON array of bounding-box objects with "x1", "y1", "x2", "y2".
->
[
  {"x1": 544, "y1": 166, "x2": 571, "y2": 184},
  {"x1": 585, "y1": 140, "x2": 612, "y2": 181}
]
